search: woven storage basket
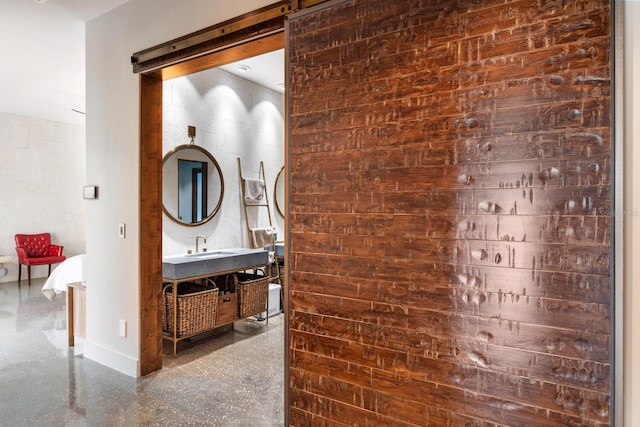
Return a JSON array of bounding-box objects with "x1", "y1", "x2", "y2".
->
[
  {"x1": 233, "y1": 272, "x2": 269, "y2": 318},
  {"x1": 162, "y1": 281, "x2": 218, "y2": 337}
]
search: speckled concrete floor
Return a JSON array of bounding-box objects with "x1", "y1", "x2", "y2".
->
[{"x1": 0, "y1": 278, "x2": 284, "y2": 426}]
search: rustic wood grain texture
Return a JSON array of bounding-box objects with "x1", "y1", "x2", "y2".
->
[
  {"x1": 139, "y1": 72, "x2": 164, "y2": 376},
  {"x1": 288, "y1": 0, "x2": 611, "y2": 425}
]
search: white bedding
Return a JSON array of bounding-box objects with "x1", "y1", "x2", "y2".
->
[{"x1": 42, "y1": 254, "x2": 86, "y2": 301}]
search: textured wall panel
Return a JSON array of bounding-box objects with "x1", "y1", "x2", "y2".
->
[{"x1": 288, "y1": 0, "x2": 611, "y2": 425}]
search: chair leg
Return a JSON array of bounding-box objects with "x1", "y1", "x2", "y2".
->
[
  {"x1": 18, "y1": 264, "x2": 22, "y2": 284},
  {"x1": 27, "y1": 265, "x2": 31, "y2": 287},
  {"x1": 48, "y1": 264, "x2": 52, "y2": 277}
]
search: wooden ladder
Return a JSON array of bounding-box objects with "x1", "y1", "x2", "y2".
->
[{"x1": 237, "y1": 158, "x2": 273, "y2": 248}]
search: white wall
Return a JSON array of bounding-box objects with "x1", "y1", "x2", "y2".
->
[
  {"x1": 0, "y1": 113, "x2": 85, "y2": 282},
  {"x1": 85, "y1": 0, "x2": 275, "y2": 377},
  {"x1": 624, "y1": 3, "x2": 640, "y2": 425},
  {"x1": 163, "y1": 68, "x2": 284, "y2": 256}
]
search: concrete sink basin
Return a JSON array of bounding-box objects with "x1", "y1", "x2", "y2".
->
[
  {"x1": 184, "y1": 251, "x2": 235, "y2": 258},
  {"x1": 162, "y1": 248, "x2": 269, "y2": 280}
]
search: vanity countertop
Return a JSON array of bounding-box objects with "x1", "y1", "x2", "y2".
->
[{"x1": 162, "y1": 248, "x2": 269, "y2": 280}]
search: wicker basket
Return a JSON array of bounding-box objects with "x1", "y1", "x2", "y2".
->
[
  {"x1": 162, "y1": 281, "x2": 218, "y2": 337},
  {"x1": 233, "y1": 272, "x2": 269, "y2": 318}
]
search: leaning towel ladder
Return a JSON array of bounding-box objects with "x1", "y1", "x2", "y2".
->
[
  {"x1": 237, "y1": 158, "x2": 273, "y2": 248},
  {"x1": 237, "y1": 157, "x2": 280, "y2": 322}
]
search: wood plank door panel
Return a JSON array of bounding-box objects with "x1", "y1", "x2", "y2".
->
[{"x1": 286, "y1": 0, "x2": 612, "y2": 425}]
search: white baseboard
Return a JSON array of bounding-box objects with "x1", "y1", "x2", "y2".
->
[{"x1": 84, "y1": 340, "x2": 139, "y2": 378}]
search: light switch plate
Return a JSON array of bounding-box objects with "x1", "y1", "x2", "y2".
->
[{"x1": 118, "y1": 223, "x2": 126, "y2": 238}]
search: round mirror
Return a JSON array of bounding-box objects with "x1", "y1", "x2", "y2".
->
[
  {"x1": 274, "y1": 165, "x2": 285, "y2": 217},
  {"x1": 162, "y1": 144, "x2": 224, "y2": 226}
]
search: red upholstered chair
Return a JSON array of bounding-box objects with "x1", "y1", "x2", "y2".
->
[{"x1": 15, "y1": 233, "x2": 66, "y2": 287}]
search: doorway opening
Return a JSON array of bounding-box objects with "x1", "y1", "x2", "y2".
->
[
  {"x1": 160, "y1": 47, "x2": 286, "y2": 352},
  {"x1": 139, "y1": 31, "x2": 286, "y2": 375}
]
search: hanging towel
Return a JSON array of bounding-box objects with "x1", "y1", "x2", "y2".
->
[
  {"x1": 250, "y1": 227, "x2": 274, "y2": 248},
  {"x1": 244, "y1": 178, "x2": 265, "y2": 204}
]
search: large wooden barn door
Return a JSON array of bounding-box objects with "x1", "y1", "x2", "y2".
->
[{"x1": 286, "y1": 0, "x2": 612, "y2": 425}]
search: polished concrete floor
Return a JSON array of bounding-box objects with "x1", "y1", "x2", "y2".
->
[{"x1": 0, "y1": 278, "x2": 285, "y2": 426}]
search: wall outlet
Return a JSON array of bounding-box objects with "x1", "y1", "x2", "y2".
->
[
  {"x1": 118, "y1": 223, "x2": 126, "y2": 238},
  {"x1": 119, "y1": 319, "x2": 127, "y2": 337}
]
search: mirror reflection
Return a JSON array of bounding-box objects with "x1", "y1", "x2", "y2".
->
[
  {"x1": 178, "y1": 159, "x2": 207, "y2": 222},
  {"x1": 162, "y1": 144, "x2": 224, "y2": 226}
]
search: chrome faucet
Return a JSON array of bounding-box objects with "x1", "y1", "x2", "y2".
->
[{"x1": 195, "y1": 235, "x2": 207, "y2": 253}]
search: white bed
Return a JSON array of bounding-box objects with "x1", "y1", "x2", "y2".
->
[{"x1": 41, "y1": 254, "x2": 86, "y2": 300}]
